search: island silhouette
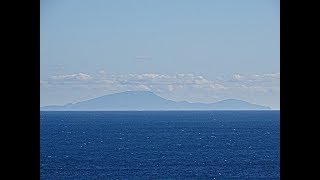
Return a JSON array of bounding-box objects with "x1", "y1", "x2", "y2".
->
[{"x1": 41, "y1": 91, "x2": 271, "y2": 111}]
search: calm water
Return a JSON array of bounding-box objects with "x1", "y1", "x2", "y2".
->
[{"x1": 40, "y1": 111, "x2": 280, "y2": 179}]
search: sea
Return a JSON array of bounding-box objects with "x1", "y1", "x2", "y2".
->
[{"x1": 40, "y1": 111, "x2": 280, "y2": 179}]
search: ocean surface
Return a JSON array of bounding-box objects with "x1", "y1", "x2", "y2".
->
[{"x1": 40, "y1": 111, "x2": 280, "y2": 179}]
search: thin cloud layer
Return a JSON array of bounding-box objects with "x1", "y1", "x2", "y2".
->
[
  {"x1": 135, "y1": 56, "x2": 153, "y2": 61},
  {"x1": 42, "y1": 72, "x2": 279, "y2": 92},
  {"x1": 50, "y1": 73, "x2": 92, "y2": 81},
  {"x1": 44, "y1": 73, "x2": 227, "y2": 92},
  {"x1": 225, "y1": 73, "x2": 280, "y2": 93}
]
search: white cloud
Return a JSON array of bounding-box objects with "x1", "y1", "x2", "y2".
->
[
  {"x1": 43, "y1": 72, "x2": 279, "y2": 93},
  {"x1": 230, "y1": 73, "x2": 279, "y2": 82},
  {"x1": 98, "y1": 70, "x2": 106, "y2": 74},
  {"x1": 224, "y1": 73, "x2": 280, "y2": 93},
  {"x1": 50, "y1": 73, "x2": 92, "y2": 81},
  {"x1": 232, "y1": 74, "x2": 243, "y2": 81},
  {"x1": 42, "y1": 72, "x2": 229, "y2": 97},
  {"x1": 135, "y1": 56, "x2": 152, "y2": 61}
]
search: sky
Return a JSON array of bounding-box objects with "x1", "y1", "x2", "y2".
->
[{"x1": 40, "y1": 0, "x2": 280, "y2": 109}]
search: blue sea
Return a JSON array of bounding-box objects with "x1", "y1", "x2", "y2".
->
[{"x1": 40, "y1": 111, "x2": 280, "y2": 179}]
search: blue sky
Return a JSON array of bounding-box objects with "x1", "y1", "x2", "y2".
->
[{"x1": 41, "y1": 0, "x2": 280, "y2": 109}]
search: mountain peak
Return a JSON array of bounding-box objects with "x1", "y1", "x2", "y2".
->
[{"x1": 116, "y1": 90, "x2": 156, "y2": 95}]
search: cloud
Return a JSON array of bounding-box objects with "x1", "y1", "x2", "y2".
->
[
  {"x1": 113, "y1": 73, "x2": 226, "y2": 91},
  {"x1": 42, "y1": 72, "x2": 229, "y2": 95},
  {"x1": 42, "y1": 72, "x2": 280, "y2": 94},
  {"x1": 232, "y1": 74, "x2": 243, "y2": 81},
  {"x1": 50, "y1": 73, "x2": 92, "y2": 81},
  {"x1": 135, "y1": 56, "x2": 152, "y2": 61},
  {"x1": 224, "y1": 73, "x2": 280, "y2": 93},
  {"x1": 230, "y1": 73, "x2": 279, "y2": 83},
  {"x1": 98, "y1": 70, "x2": 106, "y2": 74}
]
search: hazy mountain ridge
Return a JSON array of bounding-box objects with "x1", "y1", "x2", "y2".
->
[{"x1": 41, "y1": 91, "x2": 271, "y2": 110}]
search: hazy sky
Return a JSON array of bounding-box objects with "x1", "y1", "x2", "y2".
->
[{"x1": 41, "y1": 0, "x2": 280, "y2": 109}]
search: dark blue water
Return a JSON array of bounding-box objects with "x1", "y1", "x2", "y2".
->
[{"x1": 40, "y1": 111, "x2": 280, "y2": 179}]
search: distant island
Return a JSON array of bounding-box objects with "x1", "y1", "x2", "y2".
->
[{"x1": 40, "y1": 91, "x2": 271, "y2": 111}]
